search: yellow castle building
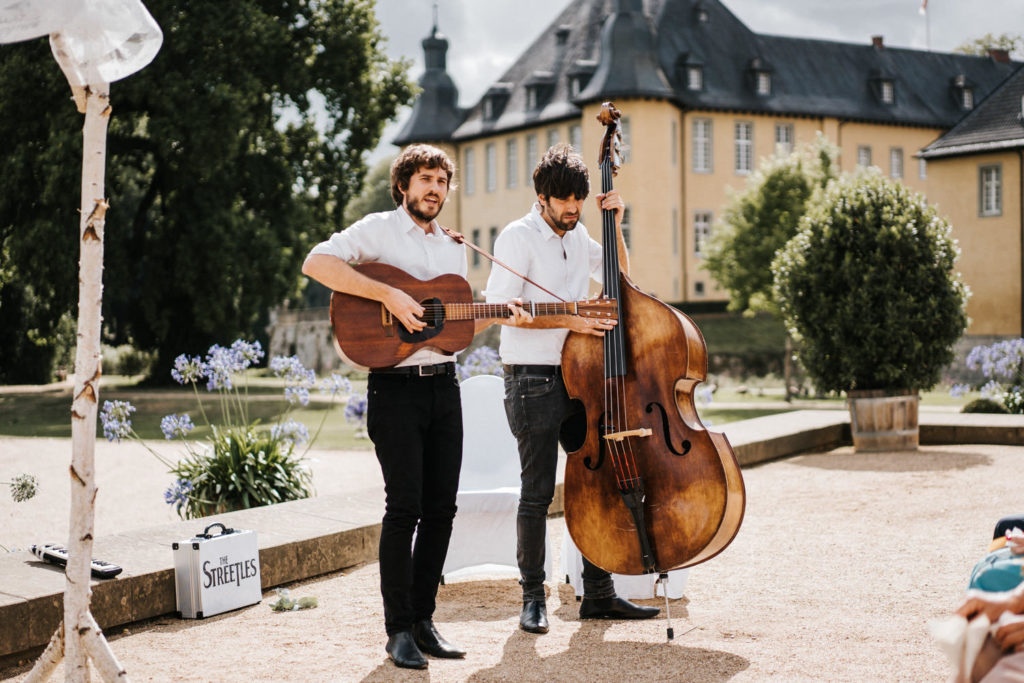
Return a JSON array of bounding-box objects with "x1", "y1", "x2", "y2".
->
[{"x1": 394, "y1": 0, "x2": 1023, "y2": 341}]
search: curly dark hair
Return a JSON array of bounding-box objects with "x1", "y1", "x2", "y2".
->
[
  {"x1": 532, "y1": 143, "x2": 590, "y2": 200},
  {"x1": 390, "y1": 144, "x2": 456, "y2": 206}
]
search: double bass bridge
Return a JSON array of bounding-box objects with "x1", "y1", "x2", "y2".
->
[{"x1": 602, "y1": 427, "x2": 652, "y2": 442}]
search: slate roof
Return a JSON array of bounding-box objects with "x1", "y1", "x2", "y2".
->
[
  {"x1": 412, "y1": 0, "x2": 1020, "y2": 145},
  {"x1": 919, "y1": 64, "x2": 1024, "y2": 158}
]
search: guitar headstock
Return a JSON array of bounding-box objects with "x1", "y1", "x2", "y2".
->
[
  {"x1": 578, "y1": 297, "x2": 618, "y2": 321},
  {"x1": 597, "y1": 102, "x2": 622, "y2": 177}
]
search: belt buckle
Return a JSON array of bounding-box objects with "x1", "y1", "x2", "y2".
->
[{"x1": 418, "y1": 364, "x2": 434, "y2": 377}]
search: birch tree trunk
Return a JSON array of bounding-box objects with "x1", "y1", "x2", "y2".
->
[{"x1": 64, "y1": 80, "x2": 110, "y2": 683}]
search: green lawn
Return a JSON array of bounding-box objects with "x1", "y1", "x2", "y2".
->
[{"x1": 0, "y1": 372, "x2": 976, "y2": 450}]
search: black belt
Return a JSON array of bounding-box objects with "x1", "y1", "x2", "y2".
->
[
  {"x1": 503, "y1": 364, "x2": 560, "y2": 377},
  {"x1": 371, "y1": 362, "x2": 456, "y2": 377}
]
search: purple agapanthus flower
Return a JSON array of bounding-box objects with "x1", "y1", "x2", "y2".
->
[{"x1": 100, "y1": 400, "x2": 136, "y2": 442}]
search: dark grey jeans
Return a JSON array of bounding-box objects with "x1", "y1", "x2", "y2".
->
[{"x1": 503, "y1": 367, "x2": 615, "y2": 602}]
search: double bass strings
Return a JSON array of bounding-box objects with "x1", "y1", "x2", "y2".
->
[{"x1": 600, "y1": 154, "x2": 640, "y2": 492}]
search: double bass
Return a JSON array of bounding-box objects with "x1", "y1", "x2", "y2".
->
[{"x1": 561, "y1": 103, "x2": 746, "y2": 576}]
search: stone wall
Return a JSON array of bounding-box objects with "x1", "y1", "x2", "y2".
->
[{"x1": 266, "y1": 307, "x2": 341, "y2": 374}]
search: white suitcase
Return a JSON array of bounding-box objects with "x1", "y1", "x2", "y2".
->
[{"x1": 172, "y1": 522, "x2": 262, "y2": 618}]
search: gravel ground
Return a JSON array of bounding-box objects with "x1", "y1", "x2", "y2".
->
[{"x1": 3, "y1": 443, "x2": 1022, "y2": 682}]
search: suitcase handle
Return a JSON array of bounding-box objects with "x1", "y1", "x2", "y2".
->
[{"x1": 197, "y1": 522, "x2": 235, "y2": 538}]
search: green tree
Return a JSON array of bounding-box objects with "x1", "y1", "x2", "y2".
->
[
  {"x1": 0, "y1": 0, "x2": 414, "y2": 382},
  {"x1": 772, "y1": 168, "x2": 969, "y2": 394},
  {"x1": 343, "y1": 155, "x2": 398, "y2": 227},
  {"x1": 703, "y1": 135, "x2": 838, "y2": 316},
  {"x1": 954, "y1": 33, "x2": 1024, "y2": 59}
]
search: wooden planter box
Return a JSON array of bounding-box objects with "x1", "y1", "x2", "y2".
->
[{"x1": 847, "y1": 390, "x2": 919, "y2": 452}]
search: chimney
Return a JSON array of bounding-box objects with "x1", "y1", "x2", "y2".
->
[
  {"x1": 988, "y1": 48, "x2": 1010, "y2": 63},
  {"x1": 871, "y1": 35, "x2": 884, "y2": 49}
]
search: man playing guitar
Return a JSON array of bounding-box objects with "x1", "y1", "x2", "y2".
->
[{"x1": 302, "y1": 144, "x2": 529, "y2": 669}]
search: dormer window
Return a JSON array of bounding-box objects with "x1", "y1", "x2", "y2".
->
[
  {"x1": 525, "y1": 71, "x2": 555, "y2": 112},
  {"x1": 482, "y1": 83, "x2": 511, "y2": 121},
  {"x1": 951, "y1": 75, "x2": 975, "y2": 110},
  {"x1": 962, "y1": 87, "x2": 974, "y2": 109},
  {"x1": 568, "y1": 60, "x2": 596, "y2": 100},
  {"x1": 694, "y1": 1, "x2": 709, "y2": 22},
  {"x1": 880, "y1": 80, "x2": 894, "y2": 104},
  {"x1": 687, "y1": 66, "x2": 703, "y2": 91},
  {"x1": 748, "y1": 57, "x2": 773, "y2": 97}
]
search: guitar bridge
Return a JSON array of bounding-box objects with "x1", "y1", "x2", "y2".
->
[{"x1": 381, "y1": 305, "x2": 394, "y2": 337}]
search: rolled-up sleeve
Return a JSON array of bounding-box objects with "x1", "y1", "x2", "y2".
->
[{"x1": 307, "y1": 216, "x2": 382, "y2": 263}]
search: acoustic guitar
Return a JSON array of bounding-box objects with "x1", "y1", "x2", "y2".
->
[{"x1": 330, "y1": 262, "x2": 617, "y2": 369}]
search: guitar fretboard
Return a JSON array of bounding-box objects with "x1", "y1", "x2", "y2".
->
[{"x1": 438, "y1": 301, "x2": 585, "y2": 321}]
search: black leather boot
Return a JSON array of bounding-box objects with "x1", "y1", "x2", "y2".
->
[
  {"x1": 412, "y1": 619, "x2": 466, "y2": 658},
  {"x1": 520, "y1": 599, "x2": 549, "y2": 633},
  {"x1": 579, "y1": 595, "x2": 660, "y2": 620},
  {"x1": 385, "y1": 630, "x2": 428, "y2": 669}
]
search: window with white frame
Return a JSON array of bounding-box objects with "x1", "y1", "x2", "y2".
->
[
  {"x1": 687, "y1": 66, "x2": 703, "y2": 91},
  {"x1": 693, "y1": 118, "x2": 712, "y2": 173},
  {"x1": 485, "y1": 143, "x2": 496, "y2": 192},
  {"x1": 962, "y1": 87, "x2": 974, "y2": 109},
  {"x1": 756, "y1": 71, "x2": 771, "y2": 95},
  {"x1": 889, "y1": 147, "x2": 903, "y2": 179},
  {"x1": 734, "y1": 121, "x2": 752, "y2": 174},
  {"x1": 774, "y1": 123, "x2": 794, "y2": 156},
  {"x1": 918, "y1": 157, "x2": 927, "y2": 180},
  {"x1": 694, "y1": 211, "x2": 712, "y2": 257},
  {"x1": 464, "y1": 147, "x2": 475, "y2": 195},
  {"x1": 880, "y1": 80, "x2": 894, "y2": 104},
  {"x1": 980, "y1": 164, "x2": 1002, "y2": 216},
  {"x1": 525, "y1": 134, "x2": 538, "y2": 185},
  {"x1": 546, "y1": 128, "x2": 559, "y2": 149},
  {"x1": 506, "y1": 139, "x2": 518, "y2": 189},
  {"x1": 857, "y1": 145, "x2": 872, "y2": 168},
  {"x1": 569, "y1": 124, "x2": 582, "y2": 152},
  {"x1": 489, "y1": 226, "x2": 498, "y2": 252}
]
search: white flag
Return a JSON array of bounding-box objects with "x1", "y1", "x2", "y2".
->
[
  {"x1": 0, "y1": 0, "x2": 82, "y2": 44},
  {"x1": 49, "y1": 0, "x2": 162, "y2": 85}
]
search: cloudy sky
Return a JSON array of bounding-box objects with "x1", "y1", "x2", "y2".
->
[{"x1": 369, "y1": 0, "x2": 1022, "y2": 162}]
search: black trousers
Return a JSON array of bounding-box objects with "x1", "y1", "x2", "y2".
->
[{"x1": 366, "y1": 372, "x2": 463, "y2": 636}]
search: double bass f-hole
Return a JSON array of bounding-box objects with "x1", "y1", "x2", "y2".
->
[{"x1": 646, "y1": 402, "x2": 693, "y2": 456}]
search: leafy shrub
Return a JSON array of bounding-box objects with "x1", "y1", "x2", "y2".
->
[
  {"x1": 772, "y1": 169, "x2": 968, "y2": 394},
  {"x1": 962, "y1": 398, "x2": 1010, "y2": 414}
]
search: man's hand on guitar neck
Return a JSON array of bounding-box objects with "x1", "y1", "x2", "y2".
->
[{"x1": 481, "y1": 299, "x2": 533, "y2": 333}]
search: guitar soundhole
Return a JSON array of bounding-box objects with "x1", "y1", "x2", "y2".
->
[{"x1": 397, "y1": 297, "x2": 445, "y2": 343}]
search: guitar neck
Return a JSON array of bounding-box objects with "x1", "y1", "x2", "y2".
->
[{"x1": 444, "y1": 301, "x2": 583, "y2": 321}]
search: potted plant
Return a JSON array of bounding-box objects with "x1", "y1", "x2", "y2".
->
[{"x1": 772, "y1": 168, "x2": 969, "y2": 451}]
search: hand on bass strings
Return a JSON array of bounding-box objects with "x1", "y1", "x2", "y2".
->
[{"x1": 595, "y1": 189, "x2": 624, "y2": 224}]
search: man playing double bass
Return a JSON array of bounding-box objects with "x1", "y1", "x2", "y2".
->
[{"x1": 484, "y1": 143, "x2": 660, "y2": 633}]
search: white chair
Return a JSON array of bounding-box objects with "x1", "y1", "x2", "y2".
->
[
  {"x1": 441, "y1": 374, "x2": 552, "y2": 579},
  {"x1": 561, "y1": 530, "x2": 688, "y2": 599}
]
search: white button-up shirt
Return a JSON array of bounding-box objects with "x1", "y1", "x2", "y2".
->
[
  {"x1": 484, "y1": 203, "x2": 603, "y2": 366},
  {"x1": 308, "y1": 205, "x2": 467, "y2": 367}
]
